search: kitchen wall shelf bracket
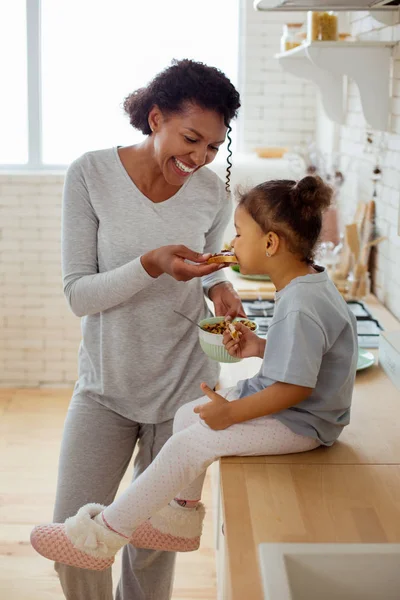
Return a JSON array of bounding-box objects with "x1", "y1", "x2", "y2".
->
[
  {"x1": 275, "y1": 41, "x2": 396, "y2": 130},
  {"x1": 370, "y1": 9, "x2": 400, "y2": 26},
  {"x1": 275, "y1": 48, "x2": 344, "y2": 124}
]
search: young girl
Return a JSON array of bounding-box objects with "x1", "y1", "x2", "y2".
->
[{"x1": 31, "y1": 175, "x2": 358, "y2": 571}]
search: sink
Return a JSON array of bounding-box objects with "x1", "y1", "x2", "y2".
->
[{"x1": 258, "y1": 543, "x2": 400, "y2": 600}]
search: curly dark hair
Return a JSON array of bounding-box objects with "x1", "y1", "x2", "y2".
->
[
  {"x1": 123, "y1": 59, "x2": 241, "y2": 192},
  {"x1": 238, "y1": 176, "x2": 333, "y2": 264}
]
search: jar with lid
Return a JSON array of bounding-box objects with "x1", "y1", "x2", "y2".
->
[
  {"x1": 307, "y1": 11, "x2": 338, "y2": 42},
  {"x1": 280, "y1": 23, "x2": 304, "y2": 53}
]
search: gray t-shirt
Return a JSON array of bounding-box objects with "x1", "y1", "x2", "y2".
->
[
  {"x1": 236, "y1": 270, "x2": 358, "y2": 446},
  {"x1": 62, "y1": 147, "x2": 232, "y2": 422}
]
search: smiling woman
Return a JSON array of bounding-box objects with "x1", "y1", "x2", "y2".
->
[
  {"x1": 39, "y1": 58, "x2": 244, "y2": 600},
  {"x1": 122, "y1": 59, "x2": 239, "y2": 194}
]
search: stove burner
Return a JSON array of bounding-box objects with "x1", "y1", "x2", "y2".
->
[
  {"x1": 243, "y1": 299, "x2": 383, "y2": 347},
  {"x1": 242, "y1": 300, "x2": 274, "y2": 317}
]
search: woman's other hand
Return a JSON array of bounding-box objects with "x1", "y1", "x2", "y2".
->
[{"x1": 209, "y1": 282, "x2": 246, "y2": 320}]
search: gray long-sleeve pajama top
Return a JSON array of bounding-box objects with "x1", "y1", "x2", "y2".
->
[{"x1": 62, "y1": 147, "x2": 232, "y2": 422}]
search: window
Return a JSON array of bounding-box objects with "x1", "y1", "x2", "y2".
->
[
  {"x1": 0, "y1": 0, "x2": 28, "y2": 164},
  {"x1": 1, "y1": 0, "x2": 239, "y2": 169}
]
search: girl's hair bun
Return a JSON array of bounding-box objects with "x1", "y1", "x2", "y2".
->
[{"x1": 291, "y1": 175, "x2": 332, "y2": 216}]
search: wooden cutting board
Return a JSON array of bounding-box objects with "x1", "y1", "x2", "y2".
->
[{"x1": 225, "y1": 268, "x2": 276, "y2": 299}]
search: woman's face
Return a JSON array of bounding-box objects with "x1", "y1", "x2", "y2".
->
[
  {"x1": 149, "y1": 103, "x2": 227, "y2": 186},
  {"x1": 231, "y1": 205, "x2": 269, "y2": 275}
]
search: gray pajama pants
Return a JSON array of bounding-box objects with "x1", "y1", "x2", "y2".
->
[{"x1": 53, "y1": 393, "x2": 176, "y2": 600}]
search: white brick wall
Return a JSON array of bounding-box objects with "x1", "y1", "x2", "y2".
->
[
  {"x1": 239, "y1": 2, "x2": 316, "y2": 151},
  {"x1": 0, "y1": 175, "x2": 80, "y2": 386},
  {"x1": 332, "y1": 12, "x2": 400, "y2": 321}
]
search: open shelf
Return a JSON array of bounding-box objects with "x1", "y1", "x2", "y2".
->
[
  {"x1": 275, "y1": 41, "x2": 396, "y2": 130},
  {"x1": 254, "y1": 0, "x2": 400, "y2": 12},
  {"x1": 253, "y1": 2, "x2": 400, "y2": 28}
]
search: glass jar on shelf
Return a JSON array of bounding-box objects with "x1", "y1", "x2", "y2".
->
[
  {"x1": 307, "y1": 11, "x2": 338, "y2": 42},
  {"x1": 338, "y1": 32, "x2": 355, "y2": 42},
  {"x1": 296, "y1": 31, "x2": 307, "y2": 44},
  {"x1": 280, "y1": 22, "x2": 304, "y2": 53}
]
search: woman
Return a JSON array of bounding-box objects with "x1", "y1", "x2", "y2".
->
[{"x1": 53, "y1": 58, "x2": 243, "y2": 600}]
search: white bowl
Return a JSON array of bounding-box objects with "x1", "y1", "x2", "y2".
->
[{"x1": 198, "y1": 317, "x2": 258, "y2": 363}]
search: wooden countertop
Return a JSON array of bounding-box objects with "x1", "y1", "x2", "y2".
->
[
  {"x1": 225, "y1": 268, "x2": 276, "y2": 299},
  {"x1": 217, "y1": 292, "x2": 400, "y2": 600},
  {"x1": 220, "y1": 464, "x2": 400, "y2": 600},
  {"x1": 222, "y1": 362, "x2": 400, "y2": 465}
]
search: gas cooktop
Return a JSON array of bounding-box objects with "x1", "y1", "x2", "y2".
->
[{"x1": 242, "y1": 299, "x2": 382, "y2": 348}]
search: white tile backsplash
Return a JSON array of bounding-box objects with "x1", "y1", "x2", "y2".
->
[
  {"x1": 314, "y1": 11, "x2": 400, "y2": 320},
  {"x1": 239, "y1": 1, "x2": 316, "y2": 152}
]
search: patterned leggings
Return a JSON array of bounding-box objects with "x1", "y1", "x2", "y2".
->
[{"x1": 103, "y1": 387, "x2": 320, "y2": 537}]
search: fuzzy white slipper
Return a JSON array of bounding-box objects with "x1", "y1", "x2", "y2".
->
[
  {"x1": 65, "y1": 503, "x2": 127, "y2": 558},
  {"x1": 30, "y1": 503, "x2": 128, "y2": 571},
  {"x1": 130, "y1": 502, "x2": 206, "y2": 552}
]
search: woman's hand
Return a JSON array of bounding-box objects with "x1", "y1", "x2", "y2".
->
[
  {"x1": 223, "y1": 322, "x2": 266, "y2": 359},
  {"x1": 209, "y1": 282, "x2": 246, "y2": 319},
  {"x1": 141, "y1": 245, "x2": 222, "y2": 281}
]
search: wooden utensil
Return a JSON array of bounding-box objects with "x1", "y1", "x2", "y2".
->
[
  {"x1": 351, "y1": 200, "x2": 375, "y2": 299},
  {"x1": 366, "y1": 236, "x2": 386, "y2": 249},
  {"x1": 359, "y1": 200, "x2": 375, "y2": 268},
  {"x1": 350, "y1": 263, "x2": 367, "y2": 298},
  {"x1": 345, "y1": 223, "x2": 360, "y2": 263},
  {"x1": 354, "y1": 201, "x2": 367, "y2": 227},
  {"x1": 336, "y1": 202, "x2": 366, "y2": 279}
]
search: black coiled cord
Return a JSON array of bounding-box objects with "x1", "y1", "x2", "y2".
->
[{"x1": 225, "y1": 124, "x2": 233, "y2": 194}]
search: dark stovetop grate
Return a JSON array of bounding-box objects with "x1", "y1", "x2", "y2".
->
[{"x1": 241, "y1": 299, "x2": 383, "y2": 348}]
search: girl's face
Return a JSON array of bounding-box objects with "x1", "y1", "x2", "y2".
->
[
  {"x1": 149, "y1": 103, "x2": 227, "y2": 186},
  {"x1": 231, "y1": 206, "x2": 270, "y2": 275}
]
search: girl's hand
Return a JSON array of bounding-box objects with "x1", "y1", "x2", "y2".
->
[
  {"x1": 209, "y1": 282, "x2": 246, "y2": 319},
  {"x1": 194, "y1": 384, "x2": 233, "y2": 430},
  {"x1": 223, "y1": 322, "x2": 266, "y2": 359},
  {"x1": 141, "y1": 245, "x2": 222, "y2": 281}
]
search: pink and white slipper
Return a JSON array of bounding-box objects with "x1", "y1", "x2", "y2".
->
[
  {"x1": 130, "y1": 502, "x2": 205, "y2": 552},
  {"x1": 30, "y1": 503, "x2": 127, "y2": 571}
]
